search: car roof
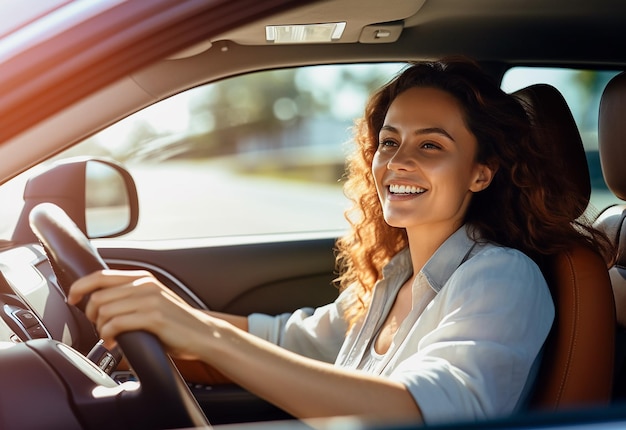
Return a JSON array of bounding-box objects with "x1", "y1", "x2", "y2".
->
[
  {"x1": 0, "y1": 0, "x2": 625, "y2": 183},
  {"x1": 220, "y1": 0, "x2": 626, "y2": 65}
]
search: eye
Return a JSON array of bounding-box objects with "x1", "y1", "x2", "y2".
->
[
  {"x1": 377, "y1": 138, "x2": 398, "y2": 149},
  {"x1": 421, "y1": 141, "x2": 441, "y2": 150}
]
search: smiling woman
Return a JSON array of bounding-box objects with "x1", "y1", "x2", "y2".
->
[
  {"x1": 0, "y1": 0, "x2": 624, "y2": 428},
  {"x1": 372, "y1": 86, "x2": 492, "y2": 238},
  {"x1": 65, "y1": 57, "x2": 614, "y2": 426}
]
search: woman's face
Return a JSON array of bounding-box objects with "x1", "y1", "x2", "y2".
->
[{"x1": 372, "y1": 86, "x2": 494, "y2": 236}]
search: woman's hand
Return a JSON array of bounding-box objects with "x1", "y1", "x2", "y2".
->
[{"x1": 68, "y1": 269, "x2": 215, "y2": 360}]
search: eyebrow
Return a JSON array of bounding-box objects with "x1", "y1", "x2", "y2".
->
[{"x1": 380, "y1": 125, "x2": 456, "y2": 142}]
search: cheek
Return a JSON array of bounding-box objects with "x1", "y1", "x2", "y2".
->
[
  {"x1": 371, "y1": 153, "x2": 385, "y2": 181},
  {"x1": 429, "y1": 164, "x2": 475, "y2": 199},
  {"x1": 371, "y1": 153, "x2": 387, "y2": 199},
  {"x1": 433, "y1": 155, "x2": 475, "y2": 182}
]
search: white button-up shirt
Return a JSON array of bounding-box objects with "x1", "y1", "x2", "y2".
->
[{"x1": 248, "y1": 226, "x2": 555, "y2": 424}]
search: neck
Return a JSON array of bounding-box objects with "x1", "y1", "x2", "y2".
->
[{"x1": 406, "y1": 223, "x2": 462, "y2": 274}]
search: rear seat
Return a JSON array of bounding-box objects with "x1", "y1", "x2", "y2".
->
[{"x1": 593, "y1": 71, "x2": 626, "y2": 400}]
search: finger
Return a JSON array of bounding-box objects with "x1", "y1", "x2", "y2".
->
[
  {"x1": 86, "y1": 282, "x2": 140, "y2": 325},
  {"x1": 98, "y1": 306, "x2": 210, "y2": 360},
  {"x1": 97, "y1": 311, "x2": 154, "y2": 348},
  {"x1": 85, "y1": 276, "x2": 164, "y2": 323},
  {"x1": 98, "y1": 307, "x2": 171, "y2": 347},
  {"x1": 92, "y1": 283, "x2": 171, "y2": 327},
  {"x1": 68, "y1": 269, "x2": 152, "y2": 305}
]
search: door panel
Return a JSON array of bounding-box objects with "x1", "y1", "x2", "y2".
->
[
  {"x1": 96, "y1": 236, "x2": 339, "y2": 424},
  {"x1": 97, "y1": 236, "x2": 340, "y2": 316}
]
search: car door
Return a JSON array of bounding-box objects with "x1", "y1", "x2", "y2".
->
[
  {"x1": 0, "y1": 63, "x2": 405, "y2": 424},
  {"x1": 98, "y1": 235, "x2": 340, "y2": 317}
]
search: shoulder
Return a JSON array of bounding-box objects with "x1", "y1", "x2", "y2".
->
[
  {"x1": 444, "y1": 244, "x2": 550, "y2": 304},
  {"x1": 464, "y1": 243, "x2": 542, "y2": 278}
]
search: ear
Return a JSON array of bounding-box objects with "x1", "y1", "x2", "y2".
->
[{"x1": 469, "y1": 162, "x2": 497, "y2": 193}]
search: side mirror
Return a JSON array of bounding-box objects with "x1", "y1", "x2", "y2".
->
[
  {"x1": 84, "y1": 160, "x2": 137, "y2": 238},
  {"x1": 12, "y1": 157, "x2": 139, "y2": 244}
]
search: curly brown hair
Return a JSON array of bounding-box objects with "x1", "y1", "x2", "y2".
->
[{"x1": 335, "y1": 58, "x2": 614, "y2": 326}]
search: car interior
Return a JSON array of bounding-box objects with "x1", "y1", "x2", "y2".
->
[
  {"x1": 596, "y1": 71, "x2": 626, "y2": 401},
  {"x1": 1, "y1": 0, "x2": 626, "y2": 428}
]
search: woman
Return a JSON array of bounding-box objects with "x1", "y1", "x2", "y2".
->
[{"x1": 69, "y1": 58, "x2": 612, "y2": 425}]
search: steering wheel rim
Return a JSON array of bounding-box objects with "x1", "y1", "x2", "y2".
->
[{"x1": 29, "y1": 202, "x2": 210, "y2": 429}]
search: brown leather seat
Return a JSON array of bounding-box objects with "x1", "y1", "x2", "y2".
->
[
  {"x1": 595, "y1": 71, "x2": 626, "y2": 399},
  {"x1": 512, "y1": 84, "x2": 615, "y2": 410}
]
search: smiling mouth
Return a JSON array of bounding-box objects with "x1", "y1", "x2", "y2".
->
[{"x1": 388, "y1": 184, "x2": 427, "y2": 195}]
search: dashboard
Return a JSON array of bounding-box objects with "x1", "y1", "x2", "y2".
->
[
  {"x1": 0, "y1": 242, "x2": 294, "y2": 426},
  {"x1": 0, "y1": 244, "x2": 149, "y2": 429},
  {"x1": 0, "y1": 244, "x2": 100, "y2": 355}
]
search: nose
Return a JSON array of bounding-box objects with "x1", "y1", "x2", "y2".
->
[{"x1": 387, "y1": 144, "x2": 417, "y2": 171}]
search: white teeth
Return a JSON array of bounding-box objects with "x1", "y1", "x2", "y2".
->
[{"x1": 389, "y1": 184, "x2": 426, "y2": 194}]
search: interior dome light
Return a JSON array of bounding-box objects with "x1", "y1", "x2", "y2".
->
[{"x1": 265, "y1": 22, "x2": 346, "y2": 44}]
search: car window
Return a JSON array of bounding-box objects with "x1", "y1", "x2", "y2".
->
[
  {"x1": 501, "y1": 67, "x2": 621, "y2": 215},
  {"x1": 0, "y1": 63, "x2": 406, "y2": 241}
]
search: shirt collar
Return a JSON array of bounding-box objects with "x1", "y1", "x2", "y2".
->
[
  {"x1": 382, "y1": 225, "x2": 480, "y2": 293},
  {"x1": 422, "y1": 225, "x2": 478, "y2": 292}
]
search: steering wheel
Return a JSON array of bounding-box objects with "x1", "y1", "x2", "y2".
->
[{"x1": 29, "y1": 202, "x2": 210, "y2": 430}]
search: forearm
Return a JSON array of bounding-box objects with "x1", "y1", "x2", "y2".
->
[
  {"x1": 198, "y1": 319, "x2": 423, "y2": 422},
  {"x1": 68, "y1": 270, "x2": 417, "y2": 419},
  {"x1": 204, "y1": 310, "x2": 248, "y2": 331}
]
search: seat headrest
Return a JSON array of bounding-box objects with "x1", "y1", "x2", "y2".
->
[
  {"x1": 512, "y1": 84, "x2": 590, "y2": 218},
  {"x1": 599, "y1": 72, "x2": 626, "y2": 200}
]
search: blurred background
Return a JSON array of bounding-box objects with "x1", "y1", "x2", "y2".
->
[{"x1": 0, "y1": 64, "x2": 617, "y2": 241}]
